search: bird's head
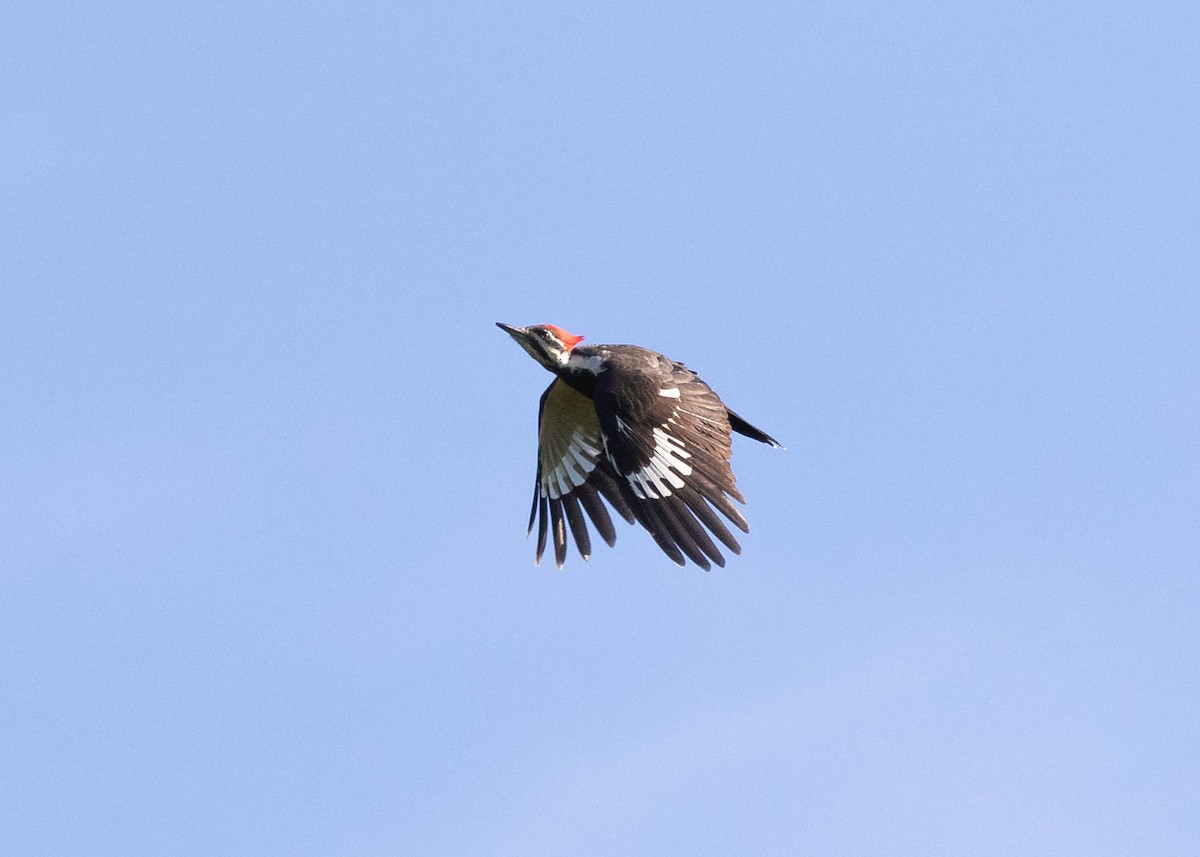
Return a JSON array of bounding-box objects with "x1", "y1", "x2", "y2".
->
[{"x1": 496, "y1": 322, "x2": 584, "y2": 370}]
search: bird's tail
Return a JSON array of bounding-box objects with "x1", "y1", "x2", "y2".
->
[{"x1": 727, "y1": 409, "x2": 783, "y2": 448}]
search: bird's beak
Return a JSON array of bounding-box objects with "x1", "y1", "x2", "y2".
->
[{"x1": 496, "y1": 322, "x2": 527, "y2": 341}]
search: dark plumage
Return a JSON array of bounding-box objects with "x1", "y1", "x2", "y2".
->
[{"x1": 498, "y1": 323, "x2": 781, "y2": 569}]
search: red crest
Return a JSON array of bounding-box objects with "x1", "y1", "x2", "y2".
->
[{"x1": 541, "y1": 324, "x2": 584, "y2": 351}]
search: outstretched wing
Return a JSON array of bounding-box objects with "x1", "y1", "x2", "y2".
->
[
  {"x1": 592, "y1": 354, "x2": 750, "y2": 570},
  {"x1": 530, "y1": 379, "x2": 636, "y2": 568}
]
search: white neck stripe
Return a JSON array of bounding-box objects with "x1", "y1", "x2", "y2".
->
[{"x1": 565, "y1": 352, "x2": 604, "y2": 374}]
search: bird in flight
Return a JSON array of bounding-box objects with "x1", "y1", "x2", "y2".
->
[{"x1": 497, "y1": 322, "x2": 781, "y2": 570}]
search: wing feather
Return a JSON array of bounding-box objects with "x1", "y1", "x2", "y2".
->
[
  {"x1": 520, "y1": 356, "x2": 773, "y2": 569},
  {"x1": 678, "y1": 486, "x2": 742, "y2": 554},
  {"x1": 560, "y1": 493, "x2": 592, "y2": 561},
  {"x1": 592, "y1": 353, "x2": 760, "y2": 568},
  {"x1": 527, "y1": 379, "x2": 635, "y2": 567},
  {"x1": 548, "y1": 497, "x2": 567, "y2": 568},
  {"x1": 656, "y1": 496, "x2": 719, "y2": 570},
  {"x1": 534, "y1": 495, "x2": 549, "y2": 563},
  {"x1": 577, "y1": 488, "x2": 617, "y2": 547},
  {"x1": 628, "y1": 499, "x2": 687, "y2": 566}
]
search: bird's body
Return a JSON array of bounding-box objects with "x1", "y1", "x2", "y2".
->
[{"x1": 498, "y1": 323, "x2": 780, "y2": 569}]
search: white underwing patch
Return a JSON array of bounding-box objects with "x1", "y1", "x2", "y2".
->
[{"x1": 543, "y1": 430, "x2": 600, "y2": 499}]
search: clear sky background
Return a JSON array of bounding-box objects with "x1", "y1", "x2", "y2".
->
[{"x1": 3, "y1": 3, "x2": 1198, "y2": 855}]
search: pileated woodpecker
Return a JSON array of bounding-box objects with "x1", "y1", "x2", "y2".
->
[{"x1": 497, "y1": 322, "x2": 781, "y2": 570}]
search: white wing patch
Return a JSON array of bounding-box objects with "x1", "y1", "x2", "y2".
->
[
  {"x1": 625, "y1": 425, "x2": 694, "y2": 500},
  {"x1": 543, "y1": 429, "x2": 602, "y2": 499},
  {"x1": 658, "y1": 387, "x2": 681, "y2": 398}
]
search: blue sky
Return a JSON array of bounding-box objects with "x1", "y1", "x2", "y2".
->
[{"x1": 3, "y1": 2, "x2": 1197, "y2": 854}]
